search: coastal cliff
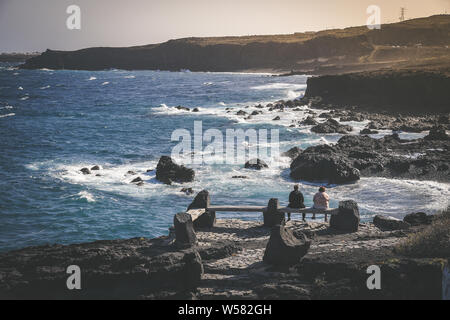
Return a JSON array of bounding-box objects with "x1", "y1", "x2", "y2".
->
[
  {"x1": 303, "y1": 70, "x2": 450, "y2": 114},
  {"x1": 20, "y1": 15, "x2": 450, "y2": 74}
]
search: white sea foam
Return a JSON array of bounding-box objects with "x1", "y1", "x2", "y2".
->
[
  {"x1": 124, "y1": 75, "x2": 135, "y2": 79},
  {"x1": 0, "y1": 105, "x2": 13, "y2": 110},
  {"x1": 77, "y1": 191, "x2": 96, "y2": 202},
  {"x1": 0, "y1": 113, "x2": 15, "y2": 118},
  {"x1": 88, "y1": 77, "x2": 97, "y2": 81},
  {"x1": 40, "y1": 85, "x2": 51, "y2": 90},
  {"x1": 101, "y1": 82, "x2": 110, "y2": 86},
  {"x1": 18, "y1": 86, "x2": 23, "y2": 90}
]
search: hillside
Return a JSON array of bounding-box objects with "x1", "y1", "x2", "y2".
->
[{"x1": 20, "y1": 15, "x2": 450, "y2": 74}]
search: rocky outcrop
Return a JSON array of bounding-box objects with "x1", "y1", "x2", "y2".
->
[
  {"x1": 263, "y1": 225, "x2": 311, "y2": 266},
  {"x1": 289, "y1": 133, "x2": 450, "y2": 183},
  {"x1": 80, "y1": 168, "x2": 91, "y2": 175},
  {"x1": 300, "y1": 116, "x2": 318, "y2": 126},
  {"x1": 373, "y1": 215, "x2": 410, "y2": 231},
  {"x1": 155, "y1": 156, "x2": 195, "y2": 185},
  {"x1": 303, "y1": 70, "x2": 450, "y2": 114},
  {"x1": 245, "y1": 158, "x2": 268, "y2": 170},
  {"x1": 311, "y1": 118, "x2": 353, "y2": 134},
  {"x1": 0, "y1": 237, "x2": 203, "y2": 299},
  {"x1": 425, "y1": 125, "x2": 449, "y2": 141},
  {"x1": 329, "y1": 200, "x2": 360, "y2": 232},
  {"x1": 290, "y1": 145, "x2": 360, "y2": 184}
]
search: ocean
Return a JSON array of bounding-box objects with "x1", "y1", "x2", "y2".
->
[{"x1": 0, "y1": 63, "x2": 448, "y2": 252}]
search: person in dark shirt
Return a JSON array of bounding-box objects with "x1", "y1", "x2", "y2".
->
[{"x1": 288, "y1": 185, "x2": 305, "y2": 221}]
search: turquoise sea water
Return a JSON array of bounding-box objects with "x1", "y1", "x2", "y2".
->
[{"x1": 0, "y1": 63, "x2": 448, "y2": 252}]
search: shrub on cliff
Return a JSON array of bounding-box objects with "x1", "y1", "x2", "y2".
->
[{"x1": 396, "y1": 208, "x2": 450, "y2": 259}]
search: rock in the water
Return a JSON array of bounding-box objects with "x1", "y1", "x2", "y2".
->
[
  {"x1": 181, "y1": 187, "x2": 194, "y2": 195},
  {"x1": 187, "y1": 190, "x2": 210, "y2": 210},
  {"x1": 272, "y1": 116, "x2": 281, "y2": 121},
  {"x1": 424, "y1": 125, "x2": 449, "y2": 140},
  {"x1": 360, "y1": 128, "x2": 379, "y2": 135},
  {"x1": 245, "y1": 158, "x2": 268, "y2": 170},
  {"x1": 80, "y1": 168, "x2": 91, "y2": 175},
  {"x1": 282, "y1": 147, "x2": 303, "y2": 159},
  {"x1": 156, "y1": 156, "x2": 195, "y2": 185},
  {"x1": 263, "y1": 225, "x2": 311, "y2": 266},
  {"x1": 290, "y1": 148, "x2": 360, "y2": 184},
  {"x1": 131, "y1": 177, "x2": 143, "y2": 183},
  {"x1": 232, "y1": 176, "x2": 249, "y2": 179},
  {"x1": 91, "y1": 165, "x2": 101, "y2": 171},
  {"x1": 126, "y1": 170, "x2": 137, "y2": 175},
  {"x1": 176, "y1": 106, "x2": 190, "y2": 111},
  {"x1": 373, "y1": 215, "x2": 410, "y2": 231},
  {"x1": 236, "y1": 110, "x2": 247, "y2": 116},
  {"x1": 311, "y1": 118, "x2": 353, "y2": 134},
  {"x1": 192, "y1": 108, "x2": 200, "y2": 112},
  {"x1": 174, "y1": 212, "x2": 197, "y2": 248},
  {"x1": 300, "y1": 116, "x2": 318, "y2": 126},
  {"x1": 330, "y1": 200, "x2": 360, "y2": 232},
  {"x1": 403, "y1": 212, "x2": 433, "y2": 226}
]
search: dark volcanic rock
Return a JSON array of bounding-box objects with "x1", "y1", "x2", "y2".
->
[
  {"x1": 0, "y1": 237, "x2": 203, "y2": 299},
  {"x1": 156, "y1": 156, "x2": 195, "y2": 185},
  {"x1": 300, "y1": 116, "x2": 318, "y2": 126},
  {"x1": 290, "y1": 146, "x2": 360, "y2": 184},
  {"x1": 403, "y1": 212, "x2": 433, "y2": 226},
  {"x1": 232, "y1": 176, "x2": 249, "y2": 179},
  {"x1": 245, "y1": 158, "x2": 268, "y2": 170},
  {"x1": 176, "y1": 106, "x2": 190, "y2": 111},
  {"x1": 80, "y1": 168, "x2": 91, "y2": 175},
  {"x1": 181, "y1": 188, "x2": 194, "y2": 195},
  {"x1": 282, "y1": 147, "x2": 303, "y2": 159},
  {"x1": 236, "y1": 110, "x2": 247, "y2": 116},
  {"x1": 130, "y1": 177, "x2": 143, "y2": 183},
  {"x1": 424, "y1": 125, "x2": 449, "y2": 141},
  {"x1": 373, "y1": 215, "x2": 410, "y2": 231},
  {"x1": 360, "y1": 128, "x2": 379, "y2": 135},
  {"x1": 174, "y1": 212, "x2": 197, "y2": 248},
  {"x1": 187, "y1": 190, "x2": 210, "y2": 210},
  {"x1": 263, "y1": 225, "x2": 311, "y2": 266},
  {"x1": 329, "y1": 200, "x2": 360, "y2": 232},
  {"x1": 311, "y1": 118, "x2": 353, "y2": 134},
  {"x1": 91, "y1": 165, "x2": 101, "y2": 171},
  {"x1": 272, "y1": 116, "x2": 281, "y2": 121}
]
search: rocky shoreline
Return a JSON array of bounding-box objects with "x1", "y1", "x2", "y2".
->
[{"x1": 0, "y1": 209, "x2": 446, "y2": 299}]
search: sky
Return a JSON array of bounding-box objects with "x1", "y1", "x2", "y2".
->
[{"x1": 0, "y1": 0, "x2": 449, "y2": 52}]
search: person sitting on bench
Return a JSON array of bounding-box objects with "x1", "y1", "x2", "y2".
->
[
  {"x1": 312, "y1": 186, "x2": 330, "y2": 220},
  {"x1": 288, "y1": 185, "x2": 305, "y2": 221}
]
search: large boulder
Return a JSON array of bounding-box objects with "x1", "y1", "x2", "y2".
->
[
  {"x1": 373, "y1": 215, "x2": 410, "y2": 231},
  {"x1": 290, "y1": 148, "x2": 360, "y2": 184},
  {"x1": 403, "y1": 212, "x2": 433, "y2": 226},
  {"x1": 174, "y1": 212, "x2": 197, "y2": 248},
  {"x1": 424, "y1": 125, "x2": 449, "y2": 141},
  {"x1": 311, "y1": 118, "x2": 353, "y2": 134},
  {"x1": 156, "y1": 156, "x2": 195, "y2": 185},
  {"x1": 329, "y1": 200, "x2": 360, "y2": 232},
  {"x1": 263, "y1": 225, "x2": 311, "y2": 266},
  {"x1": 245, "y1": 158, "x2": 268, "y2": 170}
]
